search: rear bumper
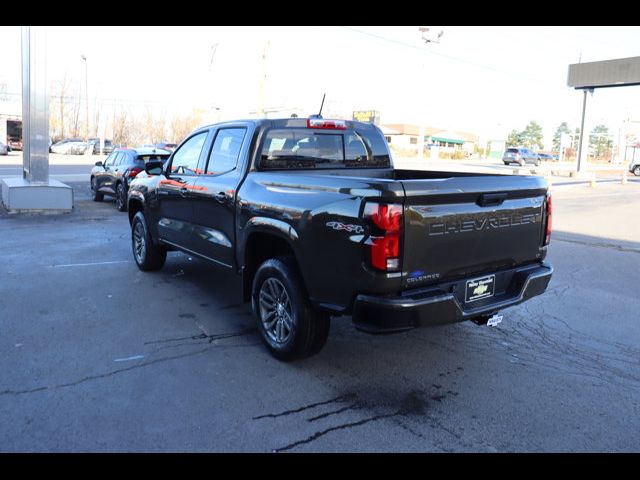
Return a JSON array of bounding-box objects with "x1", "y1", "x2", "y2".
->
[{"x1": 352, "y1": 262, "x2": 552, "y2": 333}]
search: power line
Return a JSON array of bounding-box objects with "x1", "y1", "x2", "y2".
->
[{"x1": 339, "y1": 26, "x2": 561, "y2": 90}]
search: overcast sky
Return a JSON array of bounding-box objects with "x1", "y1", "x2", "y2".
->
[{"x1": 1, "y1": 25, "x2": 639, "y2": 146}]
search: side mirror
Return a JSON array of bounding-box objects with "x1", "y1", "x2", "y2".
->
[
  {"x1": 94, "y1": 161, "x2": 103, "y2": 167},
  {"x1": 145, "y1": 159, "x2": 164, "y2": 175}
]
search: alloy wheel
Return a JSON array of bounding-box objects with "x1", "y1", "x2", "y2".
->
[
  {"x1": 133, "y1": 222, "x2": 146, "y2": 264},
  {"x1": 259, "y1": 278, "x2": 293, "y2": 344}
]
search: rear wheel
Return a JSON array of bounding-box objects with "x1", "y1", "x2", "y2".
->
[
  {"x1": 91, "y1": 177, "x2": 103, "y2": 201},
  {"x1": 116, "y1": 182, "x2": 127, "y2": 212},
  {"x1": 633, "y1": 166, "x2": 640, "y2": 176},
  {"x1": 252, "y1": 257, "x2": 330, "y2": 360},
  {"x1": 131, "y1": 211, "x2": 166, "y2": 271}
]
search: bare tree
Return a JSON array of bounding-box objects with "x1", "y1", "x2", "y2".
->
[
  {"x1": 49, "y1": 72, "x2": 76, "y2": 141},
  {"x1": 112, "y1": 108, "x2": 132, "y2": 147},
  {"x1": 169, "y1": 109, "x2": 204, "y2": 144},
  {"x1": 142, "y1": 107, "x2": 167, "y2": 144}
]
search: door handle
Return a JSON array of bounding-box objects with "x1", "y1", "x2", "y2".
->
[
  {"x1": 478, "y1": 192, "x2": 507, "y2": 207},
  {"x1": 214, "y1": 192, "x2": 226, "y2": 203},
  {"x1": 180, "y1": 187, "x2": 189, "y2": 196}
]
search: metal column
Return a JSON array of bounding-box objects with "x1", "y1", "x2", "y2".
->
[
  {"x1": 22, "y1": 26, "x2": 49, "y2": 183},
  {"x1": 576, "y1": 88, "x2": 593, "y2": 173},
  {"x1": 2, "y1": 26, "x2": 72, "y2": 213}
]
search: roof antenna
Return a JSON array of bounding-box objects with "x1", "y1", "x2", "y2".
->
[{"x1": 310, "y1": 93, "x2": 326, "y2": 119}]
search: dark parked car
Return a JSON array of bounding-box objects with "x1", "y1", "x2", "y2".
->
[
  {"x1": 127, "y1": 117, "x2": 553, "y2": 360},
  {"x1": 92, "y1": 139, "x2": 119, "y2": 155},
  {"x1": 503, "y1": 147, "x2": 540, "y2": 166},
  {"x1": 91, "y1": 147, "x2": 171, "y2": 211},
  {"x1": 536, "y1": 152, "x2": 555, "y2": 162}
]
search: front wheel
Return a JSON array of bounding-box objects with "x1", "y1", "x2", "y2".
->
[
  {"x1": 633, "y1": 166, "x2": 640, "y2": 176},
  {"x1": 252, "y1": 257, "x2": 330, "y2": 360},
  {"x1": 131, "y1": 211, "x2": 166, "y2": 271},
  {"x1": 116, "y1": 182, "x2": 127, "y2": 212}
]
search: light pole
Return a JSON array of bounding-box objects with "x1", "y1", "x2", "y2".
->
[
  {"x1": 417, "y1": 27, "x2": 443, "y2": 161},
  {"x1": 81, "y1": 54, "x2": 89, "y2": 151}
]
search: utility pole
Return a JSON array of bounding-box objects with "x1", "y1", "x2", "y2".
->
[
  {"x1": 417, "y1": 27, "x2": 443, "y2": 161},
  {"x1": 258, "y1": 40, "x2": 270, "y2": 117},
  {"x1": 81, "y1": 54, "x2": 89, "y2": 152}
]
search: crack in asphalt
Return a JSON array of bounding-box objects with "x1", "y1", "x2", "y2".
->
[
  {"x1": 0, "y1": 346, "x2": 212, "y2": 396},
  {"x1": 273, "y1": 411, "x2": 401, "y2": 453},
  {"x1": 553, "y1": 236, "x2": 640, "y2": 254},
  {"x1": 252, "y1": 394, "x2": 356, "y2": 420},
  {"x1": 306, "y1": 403, "x2": 361, "y2": 422},
  {"x1": 0, "y1": 327, "x2": 259, "y2": 397},
  {"x1": 144, "y1": 329, "x2": 255, "y2": 346}
]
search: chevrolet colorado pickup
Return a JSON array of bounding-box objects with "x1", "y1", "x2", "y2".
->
[{"x1": 127, "y1": 117, "x2": 553, "y2": 360}]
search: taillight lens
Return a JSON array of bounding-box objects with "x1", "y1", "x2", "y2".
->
[
  {"x1": 128, "y1": 167, "x2": 143, "y2": 178},
  {"x1": 544, "y1": 194, "x2": 552, "y2": 245},
  {"x1": 363, "y1": 202, "x2": 403, "y2": 271}
]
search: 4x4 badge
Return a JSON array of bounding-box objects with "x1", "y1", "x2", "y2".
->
[{"x1": 326, "y1": 221, "x2": 364, "y2": 234}]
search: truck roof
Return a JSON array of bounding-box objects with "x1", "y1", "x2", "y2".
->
[{"x1": 197, "y1": 117, "x2": 380, "y2": 132}]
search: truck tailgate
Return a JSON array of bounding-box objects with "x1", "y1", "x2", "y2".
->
[{"x1": 400, "y1": 175, "x2": 548, "y2": 289}]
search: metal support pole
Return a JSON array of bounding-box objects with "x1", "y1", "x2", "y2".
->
[
  {"x1": 81, "y1": 55, "x2": 89, "y2": 148},
  {"x1": 576, "y1": 88, "x2": 591, "y2": 173},
  {"x1": 21, "y1": 26, "x2": 49, "y2": 183}
]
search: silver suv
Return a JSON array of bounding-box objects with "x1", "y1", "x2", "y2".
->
[
  {"x1": 503, "y1": 147, "x2": 540, "y2": 166},
  {"x1": 629, "y1": 159, "x2": 640, "y2": 176}
]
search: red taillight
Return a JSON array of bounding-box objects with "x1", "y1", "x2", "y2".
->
[
  {"x1": 307, "y1": 118, "x2": 347, "y2": 130},
  {"x1": 128, "y1": 167, "x2": 143, "y2": 178},
  {"x1": 363, "y1": 202, "x2": 403, "y2": 271},
  {"x1": 544, "y1": 194, "x2": 552, "y2": 245}
]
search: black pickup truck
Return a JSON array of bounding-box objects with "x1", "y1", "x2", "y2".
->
[{"x1": 127, "y1": 117, "x2": 553, "y2": 360}]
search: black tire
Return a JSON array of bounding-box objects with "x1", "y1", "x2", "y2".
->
[
  {"x1": 91, "y1": 177, "x2": 103, "y2": 202},
  {"x1": 131, "y1": 211, "x2": 166, "y2": 271},
  {"x1": 116, "y1": 182, "x2": 127, "y2": 212},
  {"x1": 633, "y1": 166, "x2": 640, "y2": 177},
  {"x1": 252, "y1": 257, "x2": 330, "y2": 361}
]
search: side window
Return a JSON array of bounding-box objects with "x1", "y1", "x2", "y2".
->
[
  {"x1": 170, "y1": 132, "x2": 208, "y2": 175},
  {"x1": 114, "y1": 152, "x2": 126, "y2": 166},
  {"x1": 206, "y1": 128, "x2": 247, "y2": 175},
  {"x1": 104, "y1": 152, "x2": 117, "y2": 167}
]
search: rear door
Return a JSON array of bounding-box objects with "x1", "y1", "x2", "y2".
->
[
  {"x1": 190, "y1": 126, "x2": 249, "y2": 268},
  {"x1": 400, "y1": 175, "x2": 547, "y2": 289},
  {"x1": 156, "y1": 131, "x2": 210, "y2": 248}
]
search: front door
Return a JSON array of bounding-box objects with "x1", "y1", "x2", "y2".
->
[
  {"x1": 96, "y1": 151, "x2": 119, "y2": 193},
  {"x1": 190, "y1": 126, "x2": 248, "y2": 268},
  {"x1": 156, "y1": 131, "x2": 209, "y2": 248}
]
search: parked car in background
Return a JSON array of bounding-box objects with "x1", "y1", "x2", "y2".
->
[
  {"x1": 50, "y1": 138, "x2": 84, "y2": 154},
  {"x1": 629, "y1": 158, "x2": 640, "y2": 176},
  {"x1": 0, "y1": 141, "x2": 10, "y2": 155},
  {"x1": 503, "y1": 147, "x2": 540, "y2": 166},
  {"x1": 91, "y1": 147, "x2": 172, "y2": 211},
  {"x1": 536, "y1": 152, "x2": 556, "y2": 162},
  {"x1": 94, "y1": 139, "x2": 120, "y2": 155},
  {"x1": 143, "y1": 142, "x2": 178, "y2": 152}
]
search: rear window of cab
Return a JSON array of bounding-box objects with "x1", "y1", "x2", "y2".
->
[{"x1": 259, "y1": 128, "x2": 390, "y2": 170}]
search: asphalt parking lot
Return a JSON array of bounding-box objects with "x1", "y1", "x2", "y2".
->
[{"x1": 1, "y1": 180, "x2": 639, "y2": 452}]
